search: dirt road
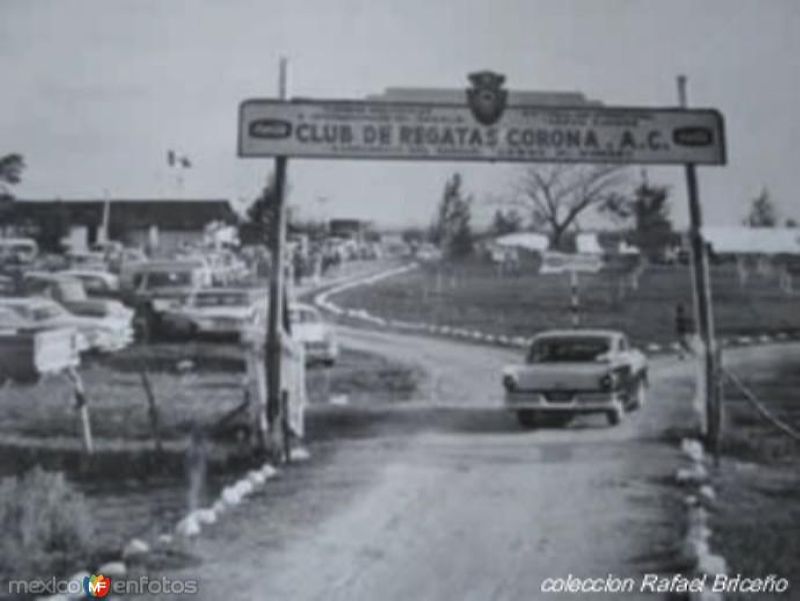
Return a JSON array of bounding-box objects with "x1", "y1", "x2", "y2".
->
[{"x1": 142, "y1": 326, "x2": 702, "y2": 601}]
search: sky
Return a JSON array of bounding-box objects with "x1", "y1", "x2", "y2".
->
[{"x1": 1, "y1": 0, "x2": 799, "y2": 229}]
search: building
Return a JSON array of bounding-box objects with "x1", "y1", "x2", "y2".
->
[{"x1": 6, "y1": 198, "x2": 237, "y2": 252}]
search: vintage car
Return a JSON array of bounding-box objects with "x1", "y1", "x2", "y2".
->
[
  {"x1": 0, "y1": 307, "x2": 81, "y2": 383},
  {"x1": 502, "y1": 329, "x2": 648, "y2": 427},
  {"x1": 123, "y1": 260, "x2": 211, "y2": 339},
  {"x1": 0, "y1": 297, "x2": 133, "y2": 353},
  {"x1": 289, "y1": 303, "x2": 338, "y2": 366},
  {"x1": 162, "y1": 287, "x2": 267, "y2": 338},
  {"x1": 59, "y1": 269, "x2": 121, "y2": 298},
  {"x1": 22, "y1": 272, "x2": 132, "y2": 320}
]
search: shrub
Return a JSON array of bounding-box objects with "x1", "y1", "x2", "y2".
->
[{"x1": 0, "y1": 467, "x2": 95, "y2": 580}]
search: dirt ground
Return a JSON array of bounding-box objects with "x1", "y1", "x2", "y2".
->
[{"x1": 130, "y1": 325, "x2": 721, "y2": 601}]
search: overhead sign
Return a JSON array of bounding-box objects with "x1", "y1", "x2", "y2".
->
[{"x1": 238, "y1": 72, "x2": 725, "y2": 165}]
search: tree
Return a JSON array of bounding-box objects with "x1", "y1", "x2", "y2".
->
[
  {"x1": 600, "y1": 179, "x2": 674, "y2": 261},
  {"x1": 514, "y1": 164, "x2": 628, "y2": 250},
  {"x1": 0, "y1": 154, "x2": 25, "y2": 222},
  {"x1": 489, "y1": 208, "x2": 523, "y2": 236},
  {"x1": 743, "y1": 188, "x2": 777, "y2": 227},
  {"x1": 430, "y1": 173, "x2": 474, "y2": 258},
  {"x1": 239, "y1": 174, "x2": 280, "y2": 245}
]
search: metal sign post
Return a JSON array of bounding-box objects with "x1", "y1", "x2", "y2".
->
[
  {"x1": 265, "y1": 57, "x2": 289, "y2": 460},
  {"x1": 677, "y1": 75, "x2": 721, "y2": 461}
]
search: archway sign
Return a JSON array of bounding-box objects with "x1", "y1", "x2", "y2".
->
[
  {"x1": 237, "y1": 69, "x2": 726, "y2": 460},
  {"x1": 239, "y1": 71, "x2": 725, "y2": 165}
]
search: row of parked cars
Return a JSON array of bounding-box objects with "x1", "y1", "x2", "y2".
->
[{"x1": 0, "y1": 240, "x2": 339, "y2": 382}]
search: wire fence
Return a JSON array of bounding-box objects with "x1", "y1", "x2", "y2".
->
[{"x1": 722, "y1": 367, "x2": 800, "y2": 443}]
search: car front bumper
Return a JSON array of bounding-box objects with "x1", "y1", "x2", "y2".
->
[{"x1": 504, "y1": 390, "x2": 624, "y2": 413}]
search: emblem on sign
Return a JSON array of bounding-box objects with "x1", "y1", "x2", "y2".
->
[{"x1": 466, "y1": 71, "x2": 508, "y2": 126}]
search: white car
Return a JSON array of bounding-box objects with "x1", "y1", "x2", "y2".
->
[
  {"x1": 502, "y1": 329, "x2": 648, "y2": 427},
  {"x1": 290, "y1": 303, "x2": 338, "y2": 366},
  {"x1": 164, "y1": 288, "x2": 267, "y2": 337},
  {"x1": 0, "y1": 297, "x2": 133, "y2": 353},
  {"x1": 59, "y1": 269, "x2": 121, "y2": 298}
]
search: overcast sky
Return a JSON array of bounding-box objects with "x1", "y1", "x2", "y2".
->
[{"x1": 2, "y1": 0, "x2": 798, "y2": 229}]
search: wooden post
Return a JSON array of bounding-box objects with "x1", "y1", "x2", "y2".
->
[
  {"x1": 66, "y1": 367, "x2": 93, "y2": 455},
  {"x1": 678, "y1": 75, "x2": 721, "y2": 461},
  {"x1": 266, "y1": 57, "x2": 289, "y2": 459},
  {"x1": 569, "y1": 268, "x2": 580, "y2": 327},
  {"x1": 138, "y1": 368, "x2": 163, "y2": 455}
]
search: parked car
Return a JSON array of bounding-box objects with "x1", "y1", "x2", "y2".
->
[
  {"x1": 502, "y1": 329, "x2": 648, "y2": 428},
  {"x1": 59, "y1": 269, "x2": 121, "y2": 298},
  {"x1": 289, "y1": 303, "x2": 338, "y2": 366},
  {"x1": 0, "y1": 297, "x2": 133, "y2": 353},
  {"x1": 22, "y1": 272, "x2": 132, "y2": 320},
  {"x1": 123, "y1": 260, "x2": 211, "y2": 339},
  {"x1": 0, "y1": 237, "x2": 38, "y2": 265},
  {"x1": 163, "y1": 287, "x2": 267, "y2": 338},
  {"x1": 0, "y1": 307, "x2": 81, "y2": 383}
]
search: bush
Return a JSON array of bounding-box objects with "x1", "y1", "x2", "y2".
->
[{"x1": 0, "y1": 467, "x2": 95, "y2": 580}]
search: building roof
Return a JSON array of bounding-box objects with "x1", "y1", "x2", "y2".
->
[
  {"x1": 9, "y1": 199, "x2": 237, "y2": 231},
  {"x1": 703, "y1": 226, "x2": 800, "y2": 255}
]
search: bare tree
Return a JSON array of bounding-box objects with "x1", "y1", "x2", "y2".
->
[{"x1": 513, "y1": 164, "x2": 628, "y2": 249}]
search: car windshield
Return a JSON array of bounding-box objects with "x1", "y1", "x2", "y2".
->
[
  {"x1": 193, "y1": 292, "x2": 249, "y2": 307},
  {"x1": 146, "y1": 271, "x2": 192, "y2": 289},
  {"x1": 527, "y1": 337, "x2": 611, "y2": 363},
  {"x1": 291, "y1": 309, "x2": 319, "y2": 324}
]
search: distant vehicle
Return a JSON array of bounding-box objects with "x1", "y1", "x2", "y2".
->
[
  {"x1": 0, "y1": 297, "x2": 133, "y2": 353},
  {"x1": 123, "y1": 260, "x2": 212, "y2": 338},
  {"x1": 502, "y1": 329, "x2": 648, "y2": 428},
  {"x1": 289, "y1": 303, "x2": 338, "y2": 366},
  {"x1": 65, "y1": 250, "x2": 108, "y2": 271},
  {"x1": 0, "y1": 237, "x2": 38, "y2": 265},
  {"x1": 22, "y1": 272, "x2": 132, "y2": 321},
  {"x1": 163, "y1": 287, "x2": 267, "y2": 338},
  {"x1": 0, "y1": 307, "x2": 81, "y2": 383},
  {"x1": 59, "y1": 269, "x2": 120, "y2": 298},
  {"x1": 415, "y1": 243, "x2": 442, "y2": 262}
]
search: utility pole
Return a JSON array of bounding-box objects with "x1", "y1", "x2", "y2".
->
[
  {"x1": 265, "y1": 57, "x2": 290, "y2": 459},
  {"x1": 677, "y1": 75, "x2": 721, "y2": 461}
]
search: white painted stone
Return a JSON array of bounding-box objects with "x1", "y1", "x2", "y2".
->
[
  {"x1": 97, "y1": 561, "x2": 127, "y2": 578},
  {"x1": 195, "y1": 508, "x2": 217, "y2": 525},
  {"x1": 122, "y1": 538, "x2": 150, "y2": 560},
  {"x1": 221, "y1": 485, "x2": 241, "y2": 506},
  {"x1": 65, "y1": 571, "x2": 90, "y2": 600},
  {"x1": 234, "y1": 480, "x2": 254, "y2": 498},
  {"x1": 681, "y1": 438, "x2": 705, "y2": 463},
  {"x1": 176, "y1": 514, "x2": 201, "y2": 537},
  {"x1": 646, "y1": 343, "x2": 662, "y2": 352},
  {"x1": 292, "y1": 446, "x2": 311, "y2": 461},
  {"x1": 699, "y1": 485, "x2": 716, "y2": 504},
  {"x1": 157, "y1": 533, "x2": 173, "y2": 546},
  {"x1": 260, "y1": 463, "x2": 278, "y2": 479},
  {"x1": 248, "y1": 470, "x2": 267, "y2": 486}
]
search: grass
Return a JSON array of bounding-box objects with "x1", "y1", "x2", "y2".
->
[
  {"x1": 0, "y1": 340, "x2": 423, "y2": 585},
  {"x1": 708, "y1": 351, "x2": 800, "y2": 598},
  {"x1": 0, "y1": 467, "x2": 97, "y2": 583},
  {"x1": 331, "y1": 258, "x2": 800, "y2": 346}
]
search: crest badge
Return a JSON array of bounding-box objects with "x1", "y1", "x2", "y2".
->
[{"x1": 466, "y1": 71, "x2": 508, "y2": 126}]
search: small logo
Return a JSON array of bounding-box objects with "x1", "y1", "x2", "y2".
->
[
  {"x1": 466, "y1": 70, "x2": 508, "y2": 126},
  {"x1": 249, "y1": 119, "x2": 292, "y2": 139},
  {"x1": 672, "y1": 126, "x2": 714, "y2": 147},
  {"x1": 84, "y1": 574, "x2": 111, "y2": 598}
]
